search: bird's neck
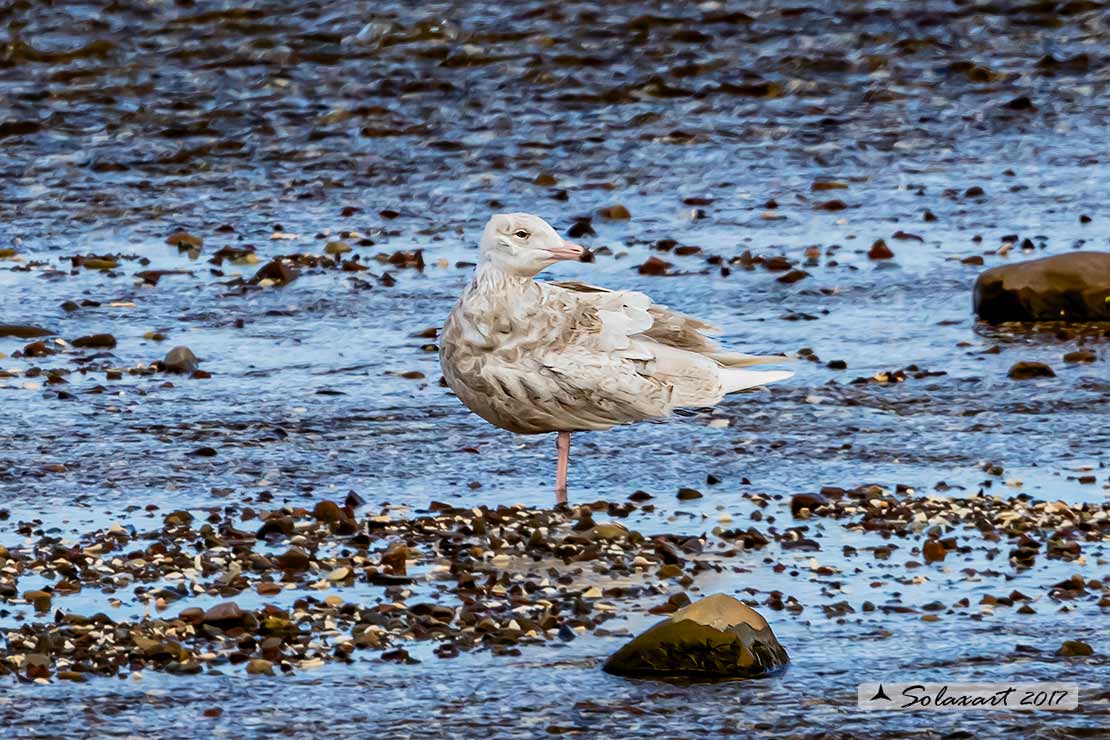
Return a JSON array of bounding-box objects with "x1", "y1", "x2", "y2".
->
[{"x1": 471, "y1": 262, "x2": 539, "y2": 298}]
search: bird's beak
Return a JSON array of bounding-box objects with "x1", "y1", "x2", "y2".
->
[{"x1": 547, "y1": 241, "x2": 593, "y2": 263}]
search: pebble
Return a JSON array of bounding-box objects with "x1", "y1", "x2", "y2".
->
[
  {"x1": 71, "y1": 334, "x2": 117, "y2": 349},
  {"x1": 0, "y1": 325, "x2": 52, "y2": 339},
  {"x1": 1008, "y1": 361, "x2": 1055, "y2": 380},
  {"x1": 246, "y1": 659, "x2": 275, "y2": 675},
  {"x1": 1063, "y1": 350, "x2": 1096, "y2": 363},
  {"x1": 639, "y1": 256, "x2": 670, "y2": 275},
  {"x1": 922, "y1": 540, "x2": 947, "y2": 564},
  {"x1": 868, "y1": 239, "x2": 894, "y2": 259},
  {"x1": 251, "y1": 259, "x2": 299, "y2": 287},
  {"x1": 163, "y1": 346, "x2": 199, "y2": 374},
  {"x1": 598, "y1": 204, "x2": 631, "y2": 220},
  {"x1": 1057, "y1": 640, "x2": 1094, "y2": 657},
  {"x1": 166, "y1": 231, "x2": 202, "y2": 250}
]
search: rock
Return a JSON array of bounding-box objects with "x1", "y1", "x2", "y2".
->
[
  {"x1": 164, "y1": 346, "x2": 198, "y2": 374},
  {"x1": 136, "y1": 269, "x2": 192, "y2": 286},
  {"x1": 202, "y1": 602, "x2": 245, "y2": 629},
  {"x1": 588, "y1": 522, "x2": 628, "y2": 540},
  {"x1": 567, "y1": 220, "x2": 596, "y2": 238},
  {"x1": 23, "y1": 589, "x2": 52, "y2": 611},
  {"x1": 1057, "y1": 640, "x2": 1093, "y2": 657},
  {"x1": 0, "y1": 325, "x2": 52, "y2": 338},
  {"x1": 256, "y1": 515, "x2": 295, "y2": 538},
  {"x1": 246, "y1": 658, "x2": 274, "y2": 675},
  {"x1": 251, "y1": 258, "x2": 299, "y2": 286},
  {"x1": 1004, "y1": 96, "x2": 1035, "y2": 112},
  {"x1": 72, "y1": 334, "x2": 117, "y2": 349},
  {"x1": 639, "y1": 256, "x2": 670, "y2": 275},
  {"x1": 777, "y1": 269, "x2": 809, "y2": 284},
  {"x1": 82, "y1": 257, "x2": 118, "y2": 270},
  {"x1": 1008, "y1": 361, "x2": 1055, "y2": 380},
  {"x1": 1063, "y1": 350, "x2": 1097, "y2": 363},
  {"x1": 313, "y1": 500, "x2": 345, "y2": 523},
  {"x1": 599, "y1": 204, "x2": 631, "y2": 220},
  {"x1": 923, "y1": 539, "x2": 947, "y2": 563},
  {"x1": 868, "y1": 239, "x2": 894, "y2": 260},
  {"x1": 974, "y1": 252, "x2": 1110, "y2": 322},
  {"x1": 790, "y1": 493, "x2": 828, "y2": 516},
  {"x1": 22, "y1": 340, "x2": 49, "y2": 357},
  {"x1": 275, "y1": 547, "x2": 311, "y2": 572},
  {"x1": 164, "y1": 510, "x2": 193, "y2": 527},
  {"x1": 676, "y1": 487, "x2": 702, "y2": 501},
  {"x1": 178, "y1": 607, "x2": 205, "y2": 624},
  {"x1": 166, "y1": 231, "x2": 203, "y2": 250},
  {"x1": 603, "y1": 593, "x2": 788, "y2": 679},
  {"x1": 657, "y1": 564, "x2": 683, "y2": 578}
]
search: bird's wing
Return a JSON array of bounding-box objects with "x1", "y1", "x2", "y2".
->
[
  {"x1": 549, "y1": 281, "x2": 790, "y2": 367},
  {"x1": 540, "y1": 282, "x2": 791, "y2": 424},
  {"x1": 529, "y1": 284, "x2": 674, "y2": 429}
]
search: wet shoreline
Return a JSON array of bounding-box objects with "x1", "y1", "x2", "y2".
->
[{"x1": 2, "y1": 0, "x2": 1109, "y2": 736}]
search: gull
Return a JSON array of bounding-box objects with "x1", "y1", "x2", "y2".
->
[{"x1": 440, "y1": 213, "x2": 793, "y2": 503}]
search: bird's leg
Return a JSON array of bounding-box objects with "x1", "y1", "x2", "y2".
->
[{"x1": 555, "y1": 431, "x2": 571, "y2": 505}]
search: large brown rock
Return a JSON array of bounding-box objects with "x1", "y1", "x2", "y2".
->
[
  {"x1": 973, "y1": 252, "x2": 1110, "y2": 322},
  {"x1": 251, "y1": 258, "x2": 299, "y2": 287},
  {"x1": 0, "y1": 325, "x2": 53, "y2": 338},
  {"x1": 163, "y1": 346, "x2": 198, "y2": 374},
  {"x1": 603, "y1": 593, "x2": 788, "y2": 679}
]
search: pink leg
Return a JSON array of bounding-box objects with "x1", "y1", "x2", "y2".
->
[{"x1": 555, "y1": 431, "x2": 570, "y2": 505}]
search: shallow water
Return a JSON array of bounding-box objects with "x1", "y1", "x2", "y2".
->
[{"x1": 1, "y1": 1, "x2": 1108, "y2": 737}]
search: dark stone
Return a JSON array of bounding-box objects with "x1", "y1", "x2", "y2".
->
[
  {"x1": 275, "y1": 547, "x2": 311, "y2": 572},
  {"x1": 178, "y1": 607, "x2": 205, "y2": 624},
  {"x1": 567, "y1": 220, "x2": 595, "y2": 238},
  {"x1": 868, "y1": 240, "x2": 894, "y2": 259},
  {"x1": 251, "y1": 259, "x2": 299, "y2": 286},
  {"x1": 973, "y1": 252, "x2": 1110, "y2": 322},
  {"x1": 1063, "y1": 349, "x2": 1097, "y2": 363},
  {"x1": 166, "y1": 231, "x2": 202, "y2": 250},
  {"x1": 777, "y1": 269, "x2": 809, "y2": 284},
  {"x1": 603, "y1": 593, "x2": 788, "y2": 679},
  {"x1": 313, "y1": 500, "x2": 345, "y2": 523},
  {"x1": 1057, "y1": 640, "x2": 1093, "y2": 657},
  {"x1": 202, "y1": 602, "x2": 245, "y2": 629},
  {"x1": 790, "y1": 493, "x2": 828, "y2": 516},
  {"x1": 72, "y1": 334, "x2": 117, "y2": 349},
  {"x1": 923, "y1": 539, "x2": 947, "y2": 563},
  {"x1": 1008, "y1": 362, "x2": 1055, "y2": 380},
  {"x1": 0, "y1": 325, "x2": 53, "y2": 338},
  {"x1": 599, "y1": 204, "x2": 630, "y2": 220},
  {"x1": 164, "y1": 346, "x2": 198, "y2": 374},
  {"x1": 256, "y1": 515, "x2": 295, "y2": 538},
  {"x1": 639, "y1": 256, "x2": 670, "y2": 275}
]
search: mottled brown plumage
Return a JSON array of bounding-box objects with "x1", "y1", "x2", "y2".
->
[{"x1": 439, "y1": 213, "x2": 793, "y2": 499}]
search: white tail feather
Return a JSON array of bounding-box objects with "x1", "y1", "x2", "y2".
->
[
  {"x1": 720, "y1": 368, "x2": 794, "y2": 394},
  {"x1": 712, "y1": 352, "x2": 795, "y2": 367}
]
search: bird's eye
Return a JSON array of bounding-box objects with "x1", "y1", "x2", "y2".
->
[{"x1": 513, "y1": 229, "x2": 530, "y2": 240}]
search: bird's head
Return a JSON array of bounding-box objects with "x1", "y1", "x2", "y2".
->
[{"x1": 479, "y1": 213, "x2": 592, "y2": 276}]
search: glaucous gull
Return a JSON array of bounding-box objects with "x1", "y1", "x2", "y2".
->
[{"x1": 440, "y1": 213, "x2": 793, "y2": 503}]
